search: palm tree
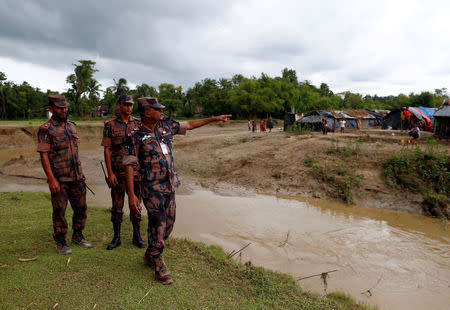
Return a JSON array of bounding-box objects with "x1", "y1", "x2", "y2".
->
[
  {"x1": 66, "y1": 60, "x2": 98, "y2": 117},
  {"x1": 113, "y1": 78, "x2": 129, "y2": 98},
  {"x1": 0, "y1": 72, "x2": 7, "y2": 118}
]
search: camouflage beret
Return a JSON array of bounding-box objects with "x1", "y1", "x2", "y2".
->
[
  {"x1": 118, "y1": 94, "x2": 134, "y2": 105},
  {"x1": 48, "y1": 94, "x2": 69, "y2": 107},
  {"x1": 138, "y1": 97, "x2": 165, "y2": 110}
]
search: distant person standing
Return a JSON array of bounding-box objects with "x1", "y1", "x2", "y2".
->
[
  {"x1": 267, "y1": 116, "x2": 274, "y2": 132},
  {"x1": 260, "y1": 119, "x2": 266, "y2": 132},
  {"x1": 247, "y1": 119, "x2": 251, "y2": 131},
  {"x1": 101, "y1": 95, "x2": 146, "y2": 250},
  {"x1": 322, "y1": 119, "x2": 328, "y2": 135},
  {"x1": 251, "y1": 120, "x2": 256, "y2": 133},
  {"x1": 401, "y1": 107, "x2": 412, "y2": 131},
  {"x1": 37, "y1": 95, "x2": 91, "y2": 254},
  {"x1": 339, "y1": 119, "x2": 346, "y2": 133}
]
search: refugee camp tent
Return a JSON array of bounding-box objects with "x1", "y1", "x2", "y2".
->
[
  {"x1": 342, "y1": 110, "x2": 376, "y2": 129},
  {"x1": 382, "y1": 108, "x2": 402, "y2": 129},
  {"x1": 409, "y1": 107, "x2": 434, "y2": 131},
  {"x1": 366, "y1": 109, "x2": 390, "y2": 127},
  {"x1": 297, "y1": 110, "x2": 336, "y2": 131},
  {"x1": 416, "y1": 107, "x2": 437, "y2": 120},
  {"x1": 433, "y1": 101, "x2": 450, "y2": 138},
  {"x1": 382, "y1": 107, "x2": 434, "y2": 131},
  {"x1": 328, "y1": 111, "x2": 356, "y2": 129}
]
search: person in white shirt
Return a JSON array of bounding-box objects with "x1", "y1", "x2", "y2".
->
[{"x1": 339, "y1": 119, "x2": 346, "y2": 133}]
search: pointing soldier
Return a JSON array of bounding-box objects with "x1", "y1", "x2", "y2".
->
[
  {"x1": 37, "y1": 95, "x2": 91, "y2": 254},
  {"x1": 101, "y1": 94, "x2": 146, "y2": 250},
  {"x1": 124, "y1": 97, "x2": 231, "y2": 284}
]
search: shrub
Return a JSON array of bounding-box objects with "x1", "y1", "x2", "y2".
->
[
  {"x1": 303, "y1": 155, "x2": 316, "y2": 167},
  {"x1": 422, "y1": 193, "x2": 449, "y2": 218}
]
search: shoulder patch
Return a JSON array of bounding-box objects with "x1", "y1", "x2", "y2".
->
[
  {"x1": 104, "y1": 117, "x2": 116, "y2": 124},
  {"x1": 40, "y1": 122, "x2": 50, "y2": 130},
  {"x1": 68, "y1": 120, "x2": 77, "y2": 125}
]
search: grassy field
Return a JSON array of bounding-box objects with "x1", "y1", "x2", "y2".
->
[
  {"x1": 0, "y1": 118, "x2": 105, "y2": 126},
  {"x1": 0, "y1": 192, "x2": 373, "y2": 309}
]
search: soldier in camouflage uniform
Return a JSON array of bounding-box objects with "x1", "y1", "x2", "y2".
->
[
  {"x1": 124, "y1": 97, "x2": 231, "y2": 284},
  {"x1": 101, "y1": 94, "x2": 146, "y2": 250},
  {"x1": 37, "y1": 95, "x2": 91, "y2": 255}
]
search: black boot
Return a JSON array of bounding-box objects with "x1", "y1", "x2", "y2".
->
[
  {"x1": 106, "y1": 222, "x2": 121, "y2": 250},
  {"x1": 132, "y1": 223, "x2": 146, "y2": 248}
]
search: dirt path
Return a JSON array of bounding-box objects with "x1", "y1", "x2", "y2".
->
[{"x1": 1, "y1": 121, "x2": 448, "y2": 215}]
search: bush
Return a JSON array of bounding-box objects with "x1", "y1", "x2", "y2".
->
[
  {"x1": 422, "y1": 193, "x2": 449, "y2": 218},
  {"x1": 312, "y1": 163, "x2": 364, "y2": 204},
  {"x1": 303, "y1": 155, "x2": 316, "y2": 167},
  {"x1": 382, "y1": 147, "x2": 450, "y2": 195},
  {"x1": 287, "y1": 122, "x2": 312, "y2": 134}
]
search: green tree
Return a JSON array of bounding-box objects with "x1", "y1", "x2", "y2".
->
[
  {"x1": 281, "y1": 68, "x2": 299, "y2": 86},
  {"x1": 158, "y1": 83, "x2": 184, "y2": 117},
  {"x1": 0, "y1": 72, "x2": 6, "y2": 118},
  {"x1": 113, "y1": 78, "x2": 130, "y2": 98},
  {"x1": 66, "y1": 60, "x2": 99, "y2": 117},
  {"x1": 100, "y1": 87, "x2": 117, "y2": 112}
]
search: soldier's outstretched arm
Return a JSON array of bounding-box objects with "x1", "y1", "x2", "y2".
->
[
  {"x1": 39, "y1": 152, "x2": 60, "y2": 194},
  {"x1": 186, "y1": 115, "x2": 232, "y2": 130}
]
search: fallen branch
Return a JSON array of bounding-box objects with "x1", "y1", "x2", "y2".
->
[
  {"x1": 138, "y1": 288, "x2": 152, "y2": 304},
  {"x1": 297, "y1": 269, "x2": 339, "y2": 281},
  {"x1": 278, "y1": 230, "x2": 290, "y2": 247},
  {"x1": 227, "y1": 243, "x2": 251, "y2": 259},
  {"x1": 18, "y1": 257, "x2": 37, "y2": 262},
  {"x1": 361, "y1": 277, "x2": 382, "y2": 296}
]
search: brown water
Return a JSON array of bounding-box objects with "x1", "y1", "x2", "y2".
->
[{"x1": 173, "y1": 190, "x2": 450, "y2": 310}]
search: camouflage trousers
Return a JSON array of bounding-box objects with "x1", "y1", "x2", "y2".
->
[
  {"x1": 50, "y1": 180, "x2": 87, "y2": 242},
  {"x1": 110, "y1": 176, "x2": 142, "y2": 225},
  {"x1": 142, "y1": 186, "x2": 176, "y2": 259}
]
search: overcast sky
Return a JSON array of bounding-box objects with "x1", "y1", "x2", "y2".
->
[{"x1": 1, "y1": 0, "x2": 449, "y2": 96}]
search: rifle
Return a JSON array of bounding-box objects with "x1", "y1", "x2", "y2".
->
[
  {"x1": 100, "y1": 161, "x2": 111, "y2": 188},
  {"x1": 85, "y1": 182, "x2": 96, "y2": 195}
]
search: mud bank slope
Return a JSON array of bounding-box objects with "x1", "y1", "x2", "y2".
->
[{"x1": 1, "y1": 121, "x2": 448, "y2": 215}]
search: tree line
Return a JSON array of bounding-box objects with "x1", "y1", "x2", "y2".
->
[{"x1": 0, "y1": 61, "x2": 447, "y2": 120}]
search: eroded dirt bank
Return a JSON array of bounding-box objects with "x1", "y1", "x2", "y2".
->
[{"x1": 1, "y1": 121, "x2": 448, "y2": 215}]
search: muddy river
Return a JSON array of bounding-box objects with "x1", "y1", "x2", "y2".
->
[{"x1": 0, "y1": 145, "x2": 449, "y2": 310}]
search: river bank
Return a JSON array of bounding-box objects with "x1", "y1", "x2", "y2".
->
[{"x1": 1, "y1": 120, "x2": 448, "y2": 215}]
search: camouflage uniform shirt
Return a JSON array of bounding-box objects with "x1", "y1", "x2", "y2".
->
[
  {"x1": 101, "y1": 115, "x2": 140, "y2": 177},
  {"x1": 124, "y1": 120, "x2": 188, "y2": 193},
  {"x1": 37, "y1": 118, "x2": 83, "y2": 182}
]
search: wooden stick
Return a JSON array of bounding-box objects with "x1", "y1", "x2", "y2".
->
[
  {"x1": 297, "y1": 269, "x2": 338, "y2": 281},
  {"x1": 18, "y1": 257, "x2": 37, "y2": 262},
  {"x1": 227, "y1": 243, "x2": 251, "y2": 258},
  {"x1": 361, "y1": 277, "x2": 382, "y2": 296},
  {"x1": 138, "y1": 288, "x2": 152, "y2": 304}
]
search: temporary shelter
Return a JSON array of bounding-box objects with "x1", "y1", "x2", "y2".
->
[
  {"x1": 382, "y1": 107, "x2": 435, "y2": 131},
  {"x1": 433, "y1": 100, "x2": 450, "y2": 138},
  {"x1": 366, "y1": 109, "x2": 390, "y2": 127},
  {"x1": 297, "y1": 110, "x2": 336, "y2": 131}
]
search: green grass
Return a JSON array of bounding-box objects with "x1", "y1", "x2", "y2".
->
[
  {"x1": 382, "y1": 140, "x2": 449, "y2": 218},
  {"x1": 0, "y1": 192, "x2": 373, "y2": 310}
]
